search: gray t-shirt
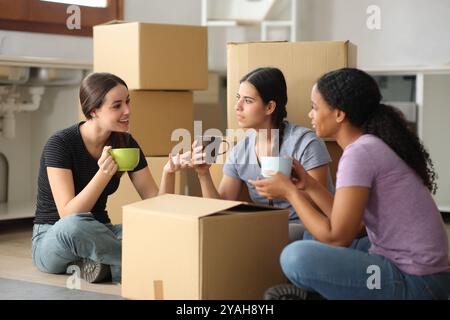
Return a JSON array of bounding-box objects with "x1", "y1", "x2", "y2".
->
[{"x1": 223, "y1": 122, "x2": 333, "y2": 222}]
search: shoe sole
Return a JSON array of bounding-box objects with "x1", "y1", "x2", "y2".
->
[
  {"x1": 264, "y1": 284, "x2": 309, "y2": 300},
  {"x1": 69, "y1": 259, "x2": 111, "y2": 283}
]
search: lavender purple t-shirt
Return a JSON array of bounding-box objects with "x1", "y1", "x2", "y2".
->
[{"x1": 336, "y1": 134, "x2": 450, "y2": 276}]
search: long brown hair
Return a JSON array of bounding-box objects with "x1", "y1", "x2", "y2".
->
[{"x1": 79, "y1": 72, "x2": 130, "y2": 149}]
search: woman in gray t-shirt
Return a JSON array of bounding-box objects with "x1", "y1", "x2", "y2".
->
[{"x1": 191, "y1": 67, "x2": 333, "y2": 242}]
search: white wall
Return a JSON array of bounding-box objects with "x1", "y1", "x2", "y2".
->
[
  {"x1": 124, "y1": 0, "x2": 450, "y2": 71},
  {"x1": 2, "y1": 0, "x2": 450, "y2": 69},
  {"x1": 299, "y1": 0, "x2": 450, "y2": 68},
  {"x1": 0, "y1": 112, "x2": 33, "y2": 202},
  {"x1": 0, "y1": 86, "x2": 80, "y2": 204},
  {"x1": 124, "y1": 0, "x2": 201, "y2": 25},
  {"x1": 30, "y1": 86, "x2": 81, "y2": 198}
]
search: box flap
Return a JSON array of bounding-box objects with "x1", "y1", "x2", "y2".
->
[
  {"x1": 123, "y1": 194, "x2": 243, "y2": 219},
  {"x1": 97, "y1": 20, "x2": 128, "y2": 26},
  {"x1": 228, "y1": 40, "x2": 350, "y2": 46},
  {"x1": 227, "y1": 40, "x2": 288, "y2": 45}
]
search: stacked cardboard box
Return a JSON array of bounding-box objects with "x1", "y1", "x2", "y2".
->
[
  {"x1": 226, "y1": 41, "x2": 357, "y2": 184},
  {"x1": 93, "y1": 21, "x2": 208, "y2": 222}
]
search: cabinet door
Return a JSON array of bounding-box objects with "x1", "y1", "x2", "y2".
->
[{"x1": 418, "y1": 74, "x2": 450, "y2": 212}]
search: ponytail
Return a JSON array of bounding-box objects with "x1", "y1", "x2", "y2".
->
[{"x1": 363, "y1": 104, "x2": 437, "y2": 193}]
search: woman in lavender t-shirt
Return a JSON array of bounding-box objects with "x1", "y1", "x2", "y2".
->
[{"x1": 250, "y1": 68, "x2": 450, "y2": 299}]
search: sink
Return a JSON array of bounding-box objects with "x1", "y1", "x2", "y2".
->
[
  {"x1": 28, "y1": 67, "x2": 85, "y2": 86},
  {"x1": 0, "y1": 65, "x2": 29, "y2": 84}
]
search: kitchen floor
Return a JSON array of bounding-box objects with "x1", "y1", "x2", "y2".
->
[
  {"x1": 0, "y1": 219, "x2": 121, "y2": 299},
  {"x1": 1, "y1": 217, "x2": 449, "y2": 300}
]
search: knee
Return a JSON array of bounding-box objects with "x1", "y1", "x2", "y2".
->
[
  {"x1": 53, "y1": 213, "x2": 93, "y2": 239},
  {"x1": 280, "y1": 241, "x2": 317, "y2": 279}
]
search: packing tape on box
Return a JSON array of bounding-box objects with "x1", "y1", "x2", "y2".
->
[{"x1": 153, "y1": 280, "x2": 164, "y2": 300}]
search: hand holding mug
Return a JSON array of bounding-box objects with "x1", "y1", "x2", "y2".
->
[{"x1": 98, "y1": 146, "x2": 118, "y2": 176}]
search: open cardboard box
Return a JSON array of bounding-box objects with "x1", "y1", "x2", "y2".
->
[{"x1": 122, "y1": 194, "x2": 288, "y2": 300}]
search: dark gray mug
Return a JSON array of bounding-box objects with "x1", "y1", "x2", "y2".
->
[{"x1": 196, "y1": 135, "x2": 230, "y2": 164}]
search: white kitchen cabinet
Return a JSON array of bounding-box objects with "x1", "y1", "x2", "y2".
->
[{"x1": 367, "y1": 67, "x2": 450, "y2": 213}]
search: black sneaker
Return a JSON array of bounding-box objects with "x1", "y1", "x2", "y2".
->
[
  {"x1": 263, "y1": 283, "x2": 324, "y2": 300},
  {"x1": 67, "y1": 258, "x2": 111, "y2": 283}
]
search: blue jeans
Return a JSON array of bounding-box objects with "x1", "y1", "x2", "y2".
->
[
  {"x1": 281, "y1": 230, "x2": 450, "y2": 299},
  {"x1": 32, "y1": 213, "x2": 122, "y2": 283}
]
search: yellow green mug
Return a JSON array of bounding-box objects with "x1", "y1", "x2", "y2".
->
[{"x1": 109, "y1": 148, "x2": 140, "y2": 171}]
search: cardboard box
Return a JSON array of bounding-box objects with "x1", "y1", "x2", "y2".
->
[
  {"x1": 94, "y1": 22, "x2": 208, "y2": 90},
  {"x1": 227, "y1": 41, "x2": 357, "y2": 130},
  {"x1": 106, "y1": 157, "x2": 184, "y2": 224},
  {"x1": 194, "y1": 103, "x2": 226, "y2": 134},
  {"x1": 128, "y1": 91, "x2": 193, "y2": 156},
  {"x1": 122, "y1": 194, "x2": 288, "y2": 300},
  {"x1": 193, "y1": 72, "x2": 222, "y2": 104}
]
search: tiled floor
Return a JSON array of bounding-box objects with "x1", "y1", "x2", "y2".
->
[{"x1": 0, "y1": 219, "x2": 121, "y2": 298}]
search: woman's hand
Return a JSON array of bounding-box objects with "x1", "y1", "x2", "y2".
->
[
  {"x1": 191, "y1": 139, "x2": 211, "y2": 176},
  {"x1": 290, "y1": 159, "x2": 311, "y2": 190},
  {"x1": 98, "y1": 146, "x2": 118, "y2": 177},
  {"x1": 163, "y1": 151, "x2": 191, "y2": 174},
  {"x1": 248, "y1": 171, "x2": 297, "y2": 200}
]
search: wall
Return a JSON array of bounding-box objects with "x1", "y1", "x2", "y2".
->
[
  {"x1": 0, "y1": 86, "x2": 80, "y2": 205},
  {"x1": 124, "y1": 0, "x2": 200, "y2": 25},
  {"x1": 2, "y1": 0, "x2": 450, "y2": 70},
  {"x1": 0, "y1": 111, "x2": 32, "y2": 202},
  {"x1": 299, "y1": 0, "x2": 450, "y2": 68},
  {"x1": 30, "y1": 86, "x2": 81, "y2": 198}
]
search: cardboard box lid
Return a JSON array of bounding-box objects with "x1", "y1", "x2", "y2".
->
[
  {"x1": 227, "y1": 40, "x2": 288, "y2": 45},
  {"x1": 123, "y1": 194, "x2": 261, "y2": 219},
  {"x1": 228, "y1": 40, "x2": 352, "y2": 46},
  {"x1": 98, "y1": 20, "x2": 127, "y2": 25},
  {"x1": 95, "y1": 20, "x2": 204, "y2": 29}
]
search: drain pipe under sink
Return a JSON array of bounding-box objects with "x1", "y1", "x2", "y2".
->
[{"x1": 0, "y1": 86, "x2": 45, "y2": 139}]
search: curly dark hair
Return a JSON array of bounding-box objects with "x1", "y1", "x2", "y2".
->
[
  {"x1": 240, "y1": 67, "x2": 288, "y2": 148},
  {"x1": 317, "y1": 68, "x2": 437, "y2": 194}
]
